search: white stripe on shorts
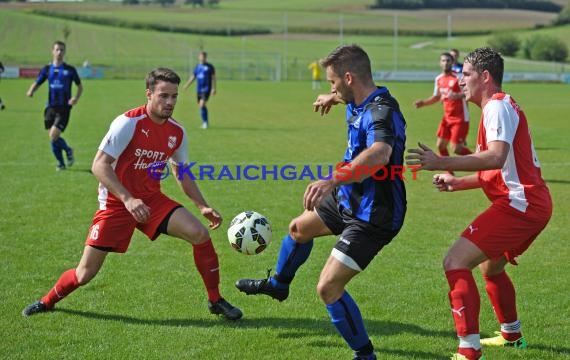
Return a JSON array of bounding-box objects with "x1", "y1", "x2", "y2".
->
[{"x1": 331, "y1": 248, "x2": 362, "y2": 271}]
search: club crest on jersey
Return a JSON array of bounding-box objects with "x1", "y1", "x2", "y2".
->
[{"x1": 168, "y1": 136, "x2": 177, "y2": 149}]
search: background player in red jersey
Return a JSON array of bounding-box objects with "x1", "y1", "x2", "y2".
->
[
  {"x1": 414, "y1": 52, "x2": 472, "y2": 159},
  {"x1": 407, "y1": 48, "x2": 552, "y2": 360},
  {"x1": 22, "y1": 68, "x2": 242, "y2": 321}
]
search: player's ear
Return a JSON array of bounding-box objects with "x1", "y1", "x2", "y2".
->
[
  {"x1": 482, "y1": 70, "x2": 492, "y2": 84},
  {"x1": 344, "y1": 71, "x2": 353, "y2": 85},
  {"x1": 145, "y1": 88, "x2": 152, "y2": 100}
]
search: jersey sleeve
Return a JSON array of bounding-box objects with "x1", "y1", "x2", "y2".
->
[
  {"x1": 170, "y1": 128, "x2": 189, "y2": 165},
  {"x1": 432, "y1": 77, "x2": 440, "y2": 96},
  {"x1": 483, "y1": 100, "x2": 519, "y2": 145},
  {"x1": 35, "y1": 66, "x2": 49, "y2": 86},
  {"x1": 98, "y1": 115, "x2": 136, "y2": 160},
  {"x1": 365, "y1": 106, "x2": 395, "y2": 148}
]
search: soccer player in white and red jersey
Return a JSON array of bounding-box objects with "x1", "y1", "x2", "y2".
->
[
  {"x1": 414, "y1": 52, "x2": 472, "y2": 159},
  {"x1": 22, "y1": 68, "x2": 242, "y2": 320},
  {"x1": 406, "y1": 47, "x2": 552, "y2": 360}
]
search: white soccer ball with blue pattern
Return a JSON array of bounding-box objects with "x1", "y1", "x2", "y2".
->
[{"x1": 227, "y1": 211, "x2": 272, "y2": 255}]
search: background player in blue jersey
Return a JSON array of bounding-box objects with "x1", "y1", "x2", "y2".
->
[
  {"x1": 27, "y1": 41, "x2": 83, "y2": 171},
  {"x1": 450, "y1": 48, "x2": 463, "y2": 75},
  {"x1": 236, "y1": 44, "x2": 407, "y2": 360},
  {"x1": 183, "y1": 51, "x2": 216, "y2": 129},
  {"x1": 0, "y1": 61, "x2": 6, "y2": 110}
]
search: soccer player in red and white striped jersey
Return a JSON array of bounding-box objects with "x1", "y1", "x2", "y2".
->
[
  {"x1": 406, "y1": 47, "x2": 552, "y2": 360},
  {"x1": 414, "y1": 52, "x2": 472, "y2": 159},
  {"x1": 22, "y1": 68, "x2": 242, "y2": 320}
]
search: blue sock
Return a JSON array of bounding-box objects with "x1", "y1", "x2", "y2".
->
[
  {"x1": 55, "y1": 137, "x2": 71, "y2": 153},
  {"x1": 51, "y1": 140, "x2": 65, "y2": 166},
  {"x1": 270, "y1": 234, "x2": 313, "y2": 289},
  {"x1": 200, "y1": 106, "x2": 208, "y2": 123},
  {"x1": 326, "y1": 291, "x2": 373, "y2": 354}
]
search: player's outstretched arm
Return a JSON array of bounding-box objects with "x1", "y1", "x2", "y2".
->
[
  {"x1": 413, "y1": 94, "x2": 440, "y2": 109},
  {"x1": 313, "y1": 93, "x2": 343, "y2": 116},
  {"x1": 304, "y1": 142, "x2": 391, "y2": 210},
  {"x1": 172, "y1": 164, "x2": 222, "y2": 229},
  {"x1": 26, "y1": 83, "x2": 39, "y2": 97},
  {"x1": 407, "y1": 141, "x2": 509, "y2": 172},
  {"x1": 182, "y1": 75, "x2": 196, "y2": 91},
  {"x1": 91, "y1": 150, "x2": 150, "y2": 223},
  {"x1": 433, "y1": 173, "x2": 480, "y2": 192}
]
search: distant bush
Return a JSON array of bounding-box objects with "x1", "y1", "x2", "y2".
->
[
  {"x1": 487, "y1": 33, "x2": 520, "y2": 56},
  {"x1": 552, "y1": 4, "x2": 570, "y2": 25},
  {"x1": 523, "y1": 35, "x2": 568, "y2": 61},
  {"x1": 372, "y1": 0, "x2": 561, "y2": 12}
]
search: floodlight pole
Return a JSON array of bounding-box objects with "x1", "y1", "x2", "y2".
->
[
  {"x1": 340, "y1": 13, "x2": 344, "y2": 44},
  {"x1": 393, "y1": 14, "x2": 398, "y2": 72},
  {"x1": 283, "y1": 12, "x2": 288, "y2": 81},
  {"x1": 447, "y1": 14, "x2": 452, "y2": 40}
]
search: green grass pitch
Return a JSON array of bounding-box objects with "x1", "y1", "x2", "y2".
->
[{"x1": 0, "y1": 79, "x2": 568, "y2": 359}]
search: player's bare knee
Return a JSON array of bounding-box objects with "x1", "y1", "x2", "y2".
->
[
  {"x1": 316, "y1": 280, "x2": 341, "y2": 304},
  {"x1": 75, "y1": 267, "x2": 97, "y2": 285},
  {"x1": 443, "y1": 254, "x2": 455, "y2": 271},
  {"x1": 288, "y1": 219, "x2": 308, "y2": 242},
  {"x1": 189, "y1": 226, "x2": 210, "y2": 244},
  {"x1": 316, "y1": 281, "x2": 331, "y2": 303}
]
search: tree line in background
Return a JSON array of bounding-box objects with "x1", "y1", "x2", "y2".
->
[
  {"x1": 122, "y1": 0, "x2": 219, "y2": 5},
  {"x1": 372, "y1": 0, "x2": 562, "y2": 12},
  {"x1": 488, "y1": 33, "x2": 568, "y2": 61},
  {"x1": 487, "y1": 3, "x2": 569, "y2": 61}
]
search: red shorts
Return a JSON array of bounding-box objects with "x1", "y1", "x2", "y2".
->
[
  {"x1": 461, "y1": 204, "x2": 551, "y2": 264},
  {"x1": 437, "y1": 118, "x2": 469, "y2": 144},
  {"x1": 85, "y1": 193, "x2": 182, "y2": 253}
]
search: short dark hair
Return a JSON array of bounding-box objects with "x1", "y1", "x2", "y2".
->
[
  {"x1": 146, "y1": 68, "x2": 181, "y2": 91},
  {"x1": 441, "y1": 52, "x2": 453, "y2": 60},
  {"x1": 53, "y1": 41, "x2": 66, "y2": 49},
  {"x1": 464, "y1": 47, "x2": 504, "y2": 87},
  {"x1": 320, "y1": 44, "x2": 372, "y2": 81}
]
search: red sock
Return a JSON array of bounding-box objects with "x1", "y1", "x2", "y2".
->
[
  {"x1": 192, "y1": 240, "x2": 221, "y2": 302},
  {"x1": 445, "y1": 269, "x2": 480, "y2": 336},
  {"x1": 484, "y1": 271, "x2": 521, "y2": 341},
  {"x1": 41, "y1": 268, "x2": 80, "y2": 308},
  {"x1": 439, "y1": 148, "x2": 450, "y2": 157},
  {"x1": 458, "y1": 347, "x2": 483, "y2": 360},
  {"x1": 457, "y1": 147, "x2": 473, "y2": 155}
]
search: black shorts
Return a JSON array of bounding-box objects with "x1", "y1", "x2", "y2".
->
[
  {"x1": 44, "y1": 106, "x2": 71, "y2": 131},
  {"x1": 316, "y1": 193, "x2": 399, "y2": 271},
  {"x1": 197, "y1": 92, "x2": 211, "y2": 102}
]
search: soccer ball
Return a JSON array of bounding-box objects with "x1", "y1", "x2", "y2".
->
[{"x1": 227, "y1": 211, "x2": 272, "y2": 255}]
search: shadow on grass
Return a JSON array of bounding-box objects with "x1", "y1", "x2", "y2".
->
[
  {"x1": 55, "y1": 308, "x2": 570, "y2": 358},
  {"x1": 201, "y1": 125, "x2": 295, "y2": 132},
  {"x1": 545, "y1": 179, "x2": 570, "y2": 185},
  {"x1": 57, "y1": 308, "x2": 448, "y2": 358}
]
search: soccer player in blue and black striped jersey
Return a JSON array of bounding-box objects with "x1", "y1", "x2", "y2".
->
[
  {"x1": 236, "y1": 44, "x2": 407, "y2": 360},
  {"x1": 183, "y1": 51, "x2": 216, "y2": 129},
  {"x1": 27, "y1": 41, "x2": 83, "y2": 171}
]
